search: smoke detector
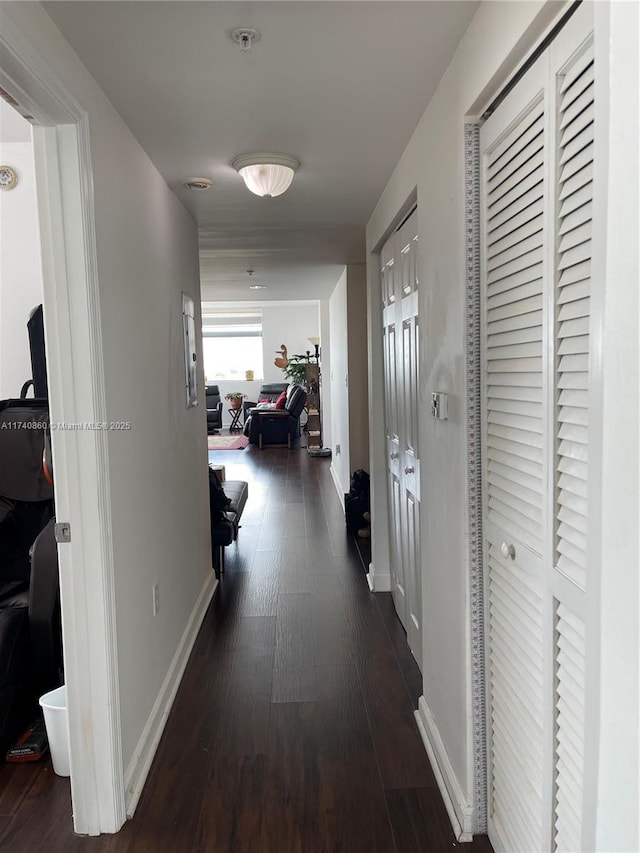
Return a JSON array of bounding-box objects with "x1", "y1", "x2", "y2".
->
[
  {"x1": 182, "y1": 177, "x2": 213, "y2": 191},
  {"x1": 231, "y1": 28, "x2": 260, "y2": 53}
]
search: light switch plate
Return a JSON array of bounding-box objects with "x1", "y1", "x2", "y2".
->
[{"x1": 431, "y1": 392, "x2": 448, "y2": 420}]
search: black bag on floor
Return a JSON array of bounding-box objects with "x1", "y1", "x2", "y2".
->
[
  {"x1": 345, "y1": 469, "x2": 370, "y2": 534},
  {"x1": 208, "y1": 467, "x2": 231, "y2": 521}
]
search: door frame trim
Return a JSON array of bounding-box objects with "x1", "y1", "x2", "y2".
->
[{"x1": 0, "y1": 14, "x2": 125, "y2": 834}]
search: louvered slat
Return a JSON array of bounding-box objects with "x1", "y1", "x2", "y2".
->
[
  {"x1": 555, "y1": 47, "x2": 594, "y2": 592},
  {"x1": 488, "y1": 545, "x2": 544, "y2": 851},
  {"x1": 554, "y1": 603, "x2": 586, "y2": 852}
]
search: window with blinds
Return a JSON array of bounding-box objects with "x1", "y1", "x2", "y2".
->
[
  {"x1": 555, "y1": 47, "x2": 594, "y2": 591},
  {"x1": 201, "y1": 306, "x2": 263, "y2": 381}
]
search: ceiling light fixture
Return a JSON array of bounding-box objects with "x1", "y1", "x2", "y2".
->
[
  {"x1": 232, "y1": 153, "x2": 300, "y2": 198},
  {"x1": 248, "y1": 284, "x2": 267, "y2": 290}
]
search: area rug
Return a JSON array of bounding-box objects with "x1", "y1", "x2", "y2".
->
[{"x1": 208, "y1": 434, "x2": 249, "y2": 451}]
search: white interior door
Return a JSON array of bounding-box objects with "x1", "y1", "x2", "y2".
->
[
  {"x1": 480, "y1": 7, "x2": 594, "y2": 851},
  {"x1": 381, "y1": 209, "x2": 422, "y2": 669}
]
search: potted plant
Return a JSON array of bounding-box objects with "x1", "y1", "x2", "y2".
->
[
  {"x1": 282, "y1": 352, "x2": 312, "y2": 388},
  {"x1": 224, "y1": 392, "x2": 246, "y2": 410}
]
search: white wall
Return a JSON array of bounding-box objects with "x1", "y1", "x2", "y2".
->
[
  {"x1": 365, "y1": 0, "x2": 580, "y2": 828},
  {"x1": 0, "y1": 101, "x2": 44, "y2": 399},
  {"x1": 327, "y1": 265, "x2": 369, "y2": 499},
  {"x1": 319, "y1": 298, "x2": 332, "y2": 453},
  {"x1": 2, "y1": 0, "x2": 211, "y2": 796},
  {"x1": 261, "y1": 302, "x2": 320, "y2": 384},
  {"x1": 346, "y1": 264, "x2": 369, "y2": 474},
  {"x1": 329, "y1": 269, "x2": 349, "y2": 494}
]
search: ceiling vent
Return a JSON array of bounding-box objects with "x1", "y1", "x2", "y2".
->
[{"x1": 182, "y1": 177, "x2": 213, "y2": 191}]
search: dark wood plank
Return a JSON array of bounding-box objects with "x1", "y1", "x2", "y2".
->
[
  {"x1": 272, "y1": 593, "x2": 316, "y2": 703},
  {"x1": 277, "y1": 560, "x2": 313, "y2": 594},
  {"x1": 311, "y1": 586, "x2": 354, "y2": 666},
  {"x1": 0, "y1": 766, "x2": 76, "y2": 853},
  {"x1": 311, "y1": 665, "x2": 398, "y2": 852},
  {"x1": 263, "y1": 504, "x2": 306, "y2": 529},
  {"x1": 236, "y1": 558, "x2": 279, "y2": 618},
  {"x1": 355, "y1": 627, "x2": 437, "y2": 789},
  {"x1": 386, "y1": 787, "x2": 494, "y2": 852},
  {"x1": 214, "y1": 648, "x2": 273, "y2": 757},
  {"x1": 0, "y1": 761, "x2": 47, "y2": 816},
  {"x1": 376, "y1": 592, "x2": 423, "y2": 706},
  {"x1": 196, "y1": 755, "x2": 266, "y2": 853},
  {"x1": 262, "y1": 668, "x2": 397, "y2": 853},
  {"x1": 259, "y1": 702, "x2": 319, "y2": 853},
  {"x1": 122, "y1": 650, "x2": 234, "y2": 853}
]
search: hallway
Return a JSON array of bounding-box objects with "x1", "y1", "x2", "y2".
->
[{"x1": 0, "y1": 445, "x2": 491, "y2": 852}]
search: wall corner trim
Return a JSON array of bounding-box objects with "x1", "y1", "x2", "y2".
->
[
  {"x1": 366, "y1": 562, "x2": 391, "y2": 592},
  {"x1": 124, "y1": 573, "x2": 217, "y2": 817},
  {"x1": 329, "y1": 463, "x2": 345, "y2": 507},
  {"x1": 415, "y1": 697, "x2": 474, "y2": 842}
]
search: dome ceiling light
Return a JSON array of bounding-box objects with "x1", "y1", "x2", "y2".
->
[{"x1": 231, "y1": 153, "x2": 300, "y2": 198}]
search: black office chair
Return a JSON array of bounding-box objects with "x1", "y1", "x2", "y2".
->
[
  {"x1": 0, "y1": 399, "x2": 56, "y2": 751},
  {"x1": 205, "y1": 385, "x2": 223, "y2": 434}
]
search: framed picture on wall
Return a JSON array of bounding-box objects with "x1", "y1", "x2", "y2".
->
[{"x1": 182, "y1": 293, "x2": 198, "y2": 408}]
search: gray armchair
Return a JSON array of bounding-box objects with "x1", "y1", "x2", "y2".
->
[{"x1": 205, "y1": 385, "x2": 223, "y2": 434}]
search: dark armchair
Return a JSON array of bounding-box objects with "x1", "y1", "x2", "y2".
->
[
  {"x1": 205, "y1": 385, "x2": 223, "y2": 434},
  {"x1": 244, "y1": 383, "x2": 307, "y2": 448}
]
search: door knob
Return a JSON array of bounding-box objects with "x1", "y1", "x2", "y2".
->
[
  {"x1": 390, "y1": 452, "x2": 399, "y2": 459},
  {"x1": 501, "y1": 542, "x2": 516, "y2": 560},
  {"x1": 404, "y1": 466, "x2": 414, "y2": 474}
]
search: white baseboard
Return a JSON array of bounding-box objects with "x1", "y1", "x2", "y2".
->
[
  {"x1": 329, "y1": 464, "x2": 345, "y2": 507},
  {"x1": 366, "y1": 561, "x2": 391, "y2": 592},
  {"x1": 415, "y1": 696, "x2": 474, "y2": 842},
  {"x1": 124, "y1": 573, "x2": 218, "y2": 816}
]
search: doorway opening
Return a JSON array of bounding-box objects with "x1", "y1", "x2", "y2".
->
[{"x1": 0, "y1": 21, "x2": 125, "y2": 834}]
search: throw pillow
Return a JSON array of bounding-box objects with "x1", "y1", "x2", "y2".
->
[{"x1": 275, "y1": 391, "x2": 287, "y2": 409}]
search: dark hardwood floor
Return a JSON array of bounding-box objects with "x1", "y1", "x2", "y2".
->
[{"x1": 0, "y1": 441, "x2": 493, "y2": 852}]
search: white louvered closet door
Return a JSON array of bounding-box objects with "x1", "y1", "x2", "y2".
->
[
  {"x1": 481, "y1": 7, "x2": 594, "y2": 852},
  {"x1": 482, "y1": 53, "x2": 548, "y2": 853},
  {"x1": 550, "y1": 26, "x2": 593, "y2": 853}
]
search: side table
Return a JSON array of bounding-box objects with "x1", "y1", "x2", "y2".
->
[{"x1": 228, "y1": 407, "x2": 243, "y2": 431}]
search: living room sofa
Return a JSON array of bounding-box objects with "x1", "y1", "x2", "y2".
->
[{"x1": 243, "y1": 383, "x2": 307, "y2": 448}]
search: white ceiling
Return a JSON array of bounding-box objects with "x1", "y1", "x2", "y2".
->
[{"x1": 44, "y1": 1, "x2": 479, "y2": 301}]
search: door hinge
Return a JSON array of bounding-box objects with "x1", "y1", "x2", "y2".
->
[{"x1": 54, "y1": 522, "x2": 72, "y2": 543}]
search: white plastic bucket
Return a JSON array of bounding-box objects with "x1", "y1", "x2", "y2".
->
[{"x1": 39, "y1": 685, "x2": 70, "y2": 777}]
